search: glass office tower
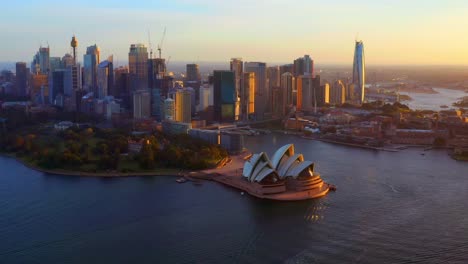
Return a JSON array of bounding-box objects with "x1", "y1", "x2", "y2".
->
[{"x1": 352, "y1": 40, "x2": 365, "y2": 103}]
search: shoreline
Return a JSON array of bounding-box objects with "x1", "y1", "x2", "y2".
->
[
  {"x1": 1, "y1": 153, "x2": 185, "y2": 178},
  {"x1": 301, "y1": 136, "x2": 400, "y2": 152}
]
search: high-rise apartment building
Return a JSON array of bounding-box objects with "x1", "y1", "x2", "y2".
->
[
  {"x1": 129, "y1": 44, "x2": 148, "y2": 91},
  {"x1": 83, "y1": 44, "x2": 100, "y2": 93},
  {"x1": 353, "y1": 40, "x2": 365, "y2": 103},
  {"x1": 244, "y1": 62, "x2": 267, "y2": 120}
]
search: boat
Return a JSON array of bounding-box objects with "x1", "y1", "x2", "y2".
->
[
  {"x1": 176, "y1": 178, "x2": 187, "y2": 183},
  {"x1": 440, "y1": 105, "x2": 449, "y2": 108}
]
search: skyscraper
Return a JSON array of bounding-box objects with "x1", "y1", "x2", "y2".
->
[
  {"x1": 31, "y1": 47, "x2": 50, "y2": 74},
  {"x1": 294, "y1": 55, "x2": 314, "y2": 77},
  {"x1": 297, "y1": 74, "x2": 322, "y2": 112},
  {"x1": 304, "y1": 55, "x2": 314, "y2": 77},
  {"x1": 353, "y1": 40, "x2": 365, "y2": 103},
  {"x1": 97, "y1": 58, "x2": 113, "y2": 99},
  {"x1": 175, "y1": 89, "x2": 192, "y2": 123},
  {"x1": 49, "y1": 57, "x2": 62, "y2": 73},
  {"x1": 330, "y1": 80, "x2": 346, "y2": 105},
  {"x1": 15, "y1": 62, "x2": 28, "y2": 96},
  {"x1": 83, "y1": 44, "x2": 100, "y2": 93},
  {"x1": 186, "y1": 64, "x2": 201, "y2": 82},
  {"x1": 129, "y1": 44, "x2": 148, "y2": 91},
  {"x1": 242, "y1": 72, "x2": 255, "y2": 120},
  {"x1": 267, "y1": 66, "x2": 280, "y2": 90},
  {"x1": 38, "y1": 47, "x2": 50, "y2": 74},
  {"x1": 281, "y1": 72, "x2": 295, "y2": 107},
  {"x1": 114, "y1": 66, "x2": 130, "y2": 107},
  {"x1": 49, "y1": 69, "x2": 66, "y2": 105},
  {"x1": 64, "y1": 64, "x2": 82, "y2": 111},
  {"x1": 164, "y1": 98, "x2": 175, "y2": 120},
  {"x1": 213, "y1": 70, "x2": 236, "y2": 123},
  {"x1": 244, "y1": 62, "x2": 267, "y2": 120},
  {"x1": 148, "y1": 58, "x2": 166, "y2": 89},
  {"x1": 62, "y1": 54, "x2": 74, "y2": 68},
  {"x1": 230, "y1": 58, "x2": 243, "y2": 94},
  {"x1": 133, "y1": 90, "x2": 151, "y2": 119}
]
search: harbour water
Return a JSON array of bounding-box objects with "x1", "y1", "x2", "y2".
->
[
  {"x1": 1, "y1": 134, "x2": 467, "y2": 263},
  {"x1": 400, "y1": 87, "x2": 466, "y2": 111}
]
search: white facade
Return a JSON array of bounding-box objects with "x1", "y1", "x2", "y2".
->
[{"x1": 242, "y1": 144, "x2": 315, "y2": 183}]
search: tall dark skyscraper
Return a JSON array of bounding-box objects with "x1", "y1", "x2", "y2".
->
[
  {"x1": 15, "y1": 62, "x2": 28, "y2": 96},
  {"x1": 114, "y1": 67, "x2": 130, "y2": 108},
  {"x1": 353, "y1": 40, "x2": 365, "y2": 103},
  {"x1": 186, "y1": 64, "x2": 201, "y2": 82},
  {"x1": 49, "y1": 69, "x2": 66, "y2": 105},
  {"x1": 129, "y1": 44, "x2": 148, "y2": 91},
  {"x1": 213, "y1": 70, "x2": 236, "y2": 123}
]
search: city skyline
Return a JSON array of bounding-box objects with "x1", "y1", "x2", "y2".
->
[{"x1": 2, "y1": 0, "x2": 468, "y2": 65}]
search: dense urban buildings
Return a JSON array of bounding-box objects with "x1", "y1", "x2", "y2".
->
[{"x1": 3, "y1": 34, "x2": 384, "y2": 137}]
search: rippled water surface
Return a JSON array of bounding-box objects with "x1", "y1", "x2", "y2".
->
[{"x1": 1, "y1": 134, "x2": 467, "y2": 263}]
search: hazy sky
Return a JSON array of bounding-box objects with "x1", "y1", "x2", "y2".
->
[{"x1": 2, "y1": 0, "x2": 468, "y2": 65}]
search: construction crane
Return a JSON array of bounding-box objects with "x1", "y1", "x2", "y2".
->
[
  {"x1": 148, "y1": 30, "x2": 153, "y2": 59},
  {"x1": 157, "y1": 27, "x2": 166, "y2": 59},
  {"x1": 166, "y1": 56, "x2": 171, "y2": 67}
]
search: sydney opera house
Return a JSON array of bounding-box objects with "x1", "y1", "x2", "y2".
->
[{"x1": 240, "y1": 144, "x2": 330, "y2": 199}]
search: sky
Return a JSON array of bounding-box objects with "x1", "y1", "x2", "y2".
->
[{"x1": 2, "y1": 0, "x2": 468, "y2": 65}]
